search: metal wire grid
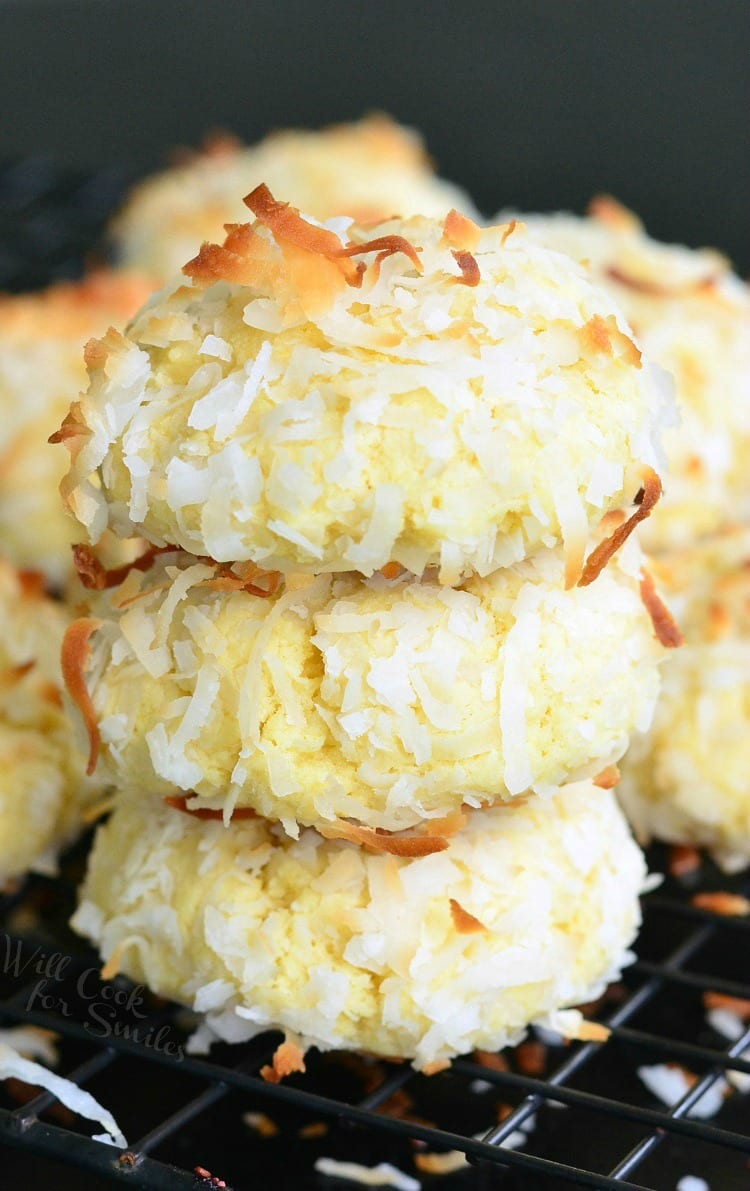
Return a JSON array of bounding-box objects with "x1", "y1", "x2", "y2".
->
[
  {"x1": 0, "y1": 858, "x2": 748, "y2": 1190},
  {"x1": 1, "y1": 158, "x2": 750, "y2": 1188}
]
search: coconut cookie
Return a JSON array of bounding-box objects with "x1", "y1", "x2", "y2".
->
[
  {"x1": 0, "y1": 271, "x2": 153, "y2": 586},
  {"x1": 72, "y1": 781, "x2": 646, "y2": 1069},
  {"x1": 112, "y1": 115, "x2": 478, "y2": 280},
  {"x1": 65, "y1": 537, "x2": 672, "y2": 833},
  {"x1": 59, "y1": 199, "x2": 673, "y2": 585},
  {"x1": 619, "y1": 527, "x2": 750, "y2": 872},
  {"x1": 520, "y1": 197, "x2": 750, "y2": 551},
  {"x1": 0, "y1": 562, "x2": 105, "y2": 885}
]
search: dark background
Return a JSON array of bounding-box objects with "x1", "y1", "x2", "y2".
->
[{"x1": 0, "y1": 0, "x2": 749, "y2": 270}]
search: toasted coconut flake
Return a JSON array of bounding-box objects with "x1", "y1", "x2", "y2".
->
[
  {"x1": 61, "y1": 618, "x2": 102, "y2": 775},
  {"x1": 183, "y1": 226, "x2": 266, "y2": 287},
  {"x1": 164, "y1": 795, "x2": 258, "y2": 821},
  {"x1": 581, "y1": 315, "x2": 614, "y2": 356},
  {"x1": 703, "y1": 993, "x2": 750, "y2": 1019},
  {"x1": 588, "y1": 194, "x2": 642, "y2": 234},
  {"x1": 442, "y1": 208, "x2": 481, "y2": 251},
  {"x1": 692, "y1": 892, "x2": 750, "y2": 917},
  {"x1": 422, "y1": 810, "x2": 467, "y2": 838},
  {"x1": 639, "y1": 570, "x2": 683, "y2": 648},
  {"x1": 18, "y1": 571, "x2": 46, "y2": 598},
  {"x1": 415, "y1": 1150, "x2": 468, "y2": 1175},
  {"x1": 73, "y1": 543, "x2": 174, "y2": 591},
  {"x1": 379, "y1": 562, "x2": 402, "y2": 580},
  {"x1": 0, "y1": 661, "x2": 35, "y2": 687},
  {"x1": 578, "y1": 468, "x2": 662, "y2": 588},
  {"x1": 421, "y1": 1058, "x2": 451, "y2": 1075},
  {"x1": 337, "y1": 233, "x2": 423, "y2": 275},
  {"x1": 707, "y1": 600, "x2": 733, "y2": 641},
  {"x1": 299, "y1": 1121, "x2": 328, "y2": 1139},
  {"x1": 451, "y1": 249, "x2": 480, "y2": 287},
  {"x1": 318, "y1": 821, "x2": 448, "y2": 857},
  {"x1": 260, "y1": 1039, "x2": 306, "y2": 1084},
  {"x1": 100, "y1": 936, "x2": 140, "y2": 981},
  {"x1": 49, "y1": 402, "x2": 90, "y2": 472},
  {"x1": 242, "y1": 1111, "x2": 279, "y2": 1137},
  {"x1": 198, "y1": 560, "x2": 281, "y2": 598},
  {"x1": 82, "y1": 337, "x2": 109, "y2": 370},
  {"x1": 472, "y1": 1049, "x2": 509, "y2": 1073},
  {"x1": 245, "y1": 183, "x2": 351, "y2": 258},
  {"x1": 592, "y1": 765, "x2": 620, "y2": 790},
  {"x1": 668, "y1": 845, "x2": 702, "y2": 878},
  {"x1": 449, "y1": 898, "x2": 487, "y2": 934},
  {"x1": 500, "y1": 219, "x2": 520, "y2": 246},
  {"x1": 571, "y1": 1020, "x2": 611, "y2": 1043},
  {"x1": 580, "y1": 314, "x2": 641, "y2": 368}
]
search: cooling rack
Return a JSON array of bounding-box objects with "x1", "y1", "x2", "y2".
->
[{"x1": 1, "y1": 157, "x2": 749, "y2": 1191}]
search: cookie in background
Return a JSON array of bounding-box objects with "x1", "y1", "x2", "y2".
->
[
  {"x1": 518, "y1": 197, "x2": 750, "y2": 552},
  {"x1": 619, "y1": 526, "x2": 750, "y2": 872},
  {"x1": 111, "y1": 114, "x2": 479, "y2": 280},
  {"x1": 0, "y1": 270, "x2": 153, "y2": 588},
  {"x1": 0, "y1": 562, "x2": 107, "y2": 887}
]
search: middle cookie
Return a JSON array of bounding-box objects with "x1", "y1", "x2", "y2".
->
[{"x1": 71, "y1": 540, "x2": 670, "y2": 833}]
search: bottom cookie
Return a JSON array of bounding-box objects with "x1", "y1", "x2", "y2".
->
[{"x1": 72, "y1": 781, "x2": 646, "y2": 1069}]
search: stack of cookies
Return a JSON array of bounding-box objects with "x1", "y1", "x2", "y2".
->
[{"x1": 60, "y1": 193, "x2": 678, "y2": 1071}]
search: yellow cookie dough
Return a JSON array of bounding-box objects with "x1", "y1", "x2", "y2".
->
[
  {"x1": 112, "y1": 115, "x2": 478, "y2": 280},
  {"x1": 0, "y1": 271, "x2": 152, "y2": 585},
  {"x1": 72, "y1": 781, "x2": 646, "y2": 1068},
  {"x1": 60, "y1": 206, "x2": 673, "y2": 584},
  {"x1": 519, "y1": 198, "x2": 750, "y2": 550},
  {"x1": 73, "y1": 538, "x2": 667, "y2": 832},
  {"x1": 0, "y1": 561, "x2": 105, "y2": 885},
  {"x1": 619, "y1": 527, "x2": 750, "y2": 871}
]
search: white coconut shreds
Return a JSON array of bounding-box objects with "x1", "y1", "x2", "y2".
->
[
  {"x1": 314, "y1": 1159, "x2": 419, "y2": 1191},
  {"x1": 112, "y1": 114, "x2": 478, "y2": 281},
  {"x1": 0, "y1": 561, "x2": 105, "y2": 885},
  {"x1": 59, "y1": 206, "x2": 674, "y2": 584},
  {"x1": 71, "y1": 781, "x2": 646, "y2": 1068},
  {"x1": 637, "y1": 1064, "x2": 729, "y2": 1120},
  {"x1": 619, "y1": 527, "x2": 750, "y2": 872},
  {"x1": 518, "y1": 198, "x2": 750, "y2": 552},
  {"x1": 0, "y1": 272, "x2": 152, "y2": 585},
  {"x1": 0, "y1": 1042, "x2": 125, "y2": 1146},
  {"x1": 76, "y1": 537, "x2": 668, "y2": 832},
  {"x1": 676, "y1": 1178, "x2": 709, "y2": 1191}
]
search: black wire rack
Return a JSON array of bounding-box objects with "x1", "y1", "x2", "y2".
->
[{"x1": 1, "y1": 158, "x2": 750, "y2": 1191}]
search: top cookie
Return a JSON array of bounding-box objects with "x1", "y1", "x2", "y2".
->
[
  {"x1": 59, "y1": 196, "x2": 673, "y2": 584},
  {"x1": 520, "y1": 197, "x2": 750, "y2": 551},
  {"x1": 112, "y1": 115, "x2": 478, "y2": 280}
]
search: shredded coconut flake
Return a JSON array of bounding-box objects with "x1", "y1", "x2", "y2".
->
[
  {"x1": 0, "y1": 1042, "x2": 126, "y2": 1146},
  {"x1": 314, "y1": 1158, "x2": 420, "y2": 1190}
]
